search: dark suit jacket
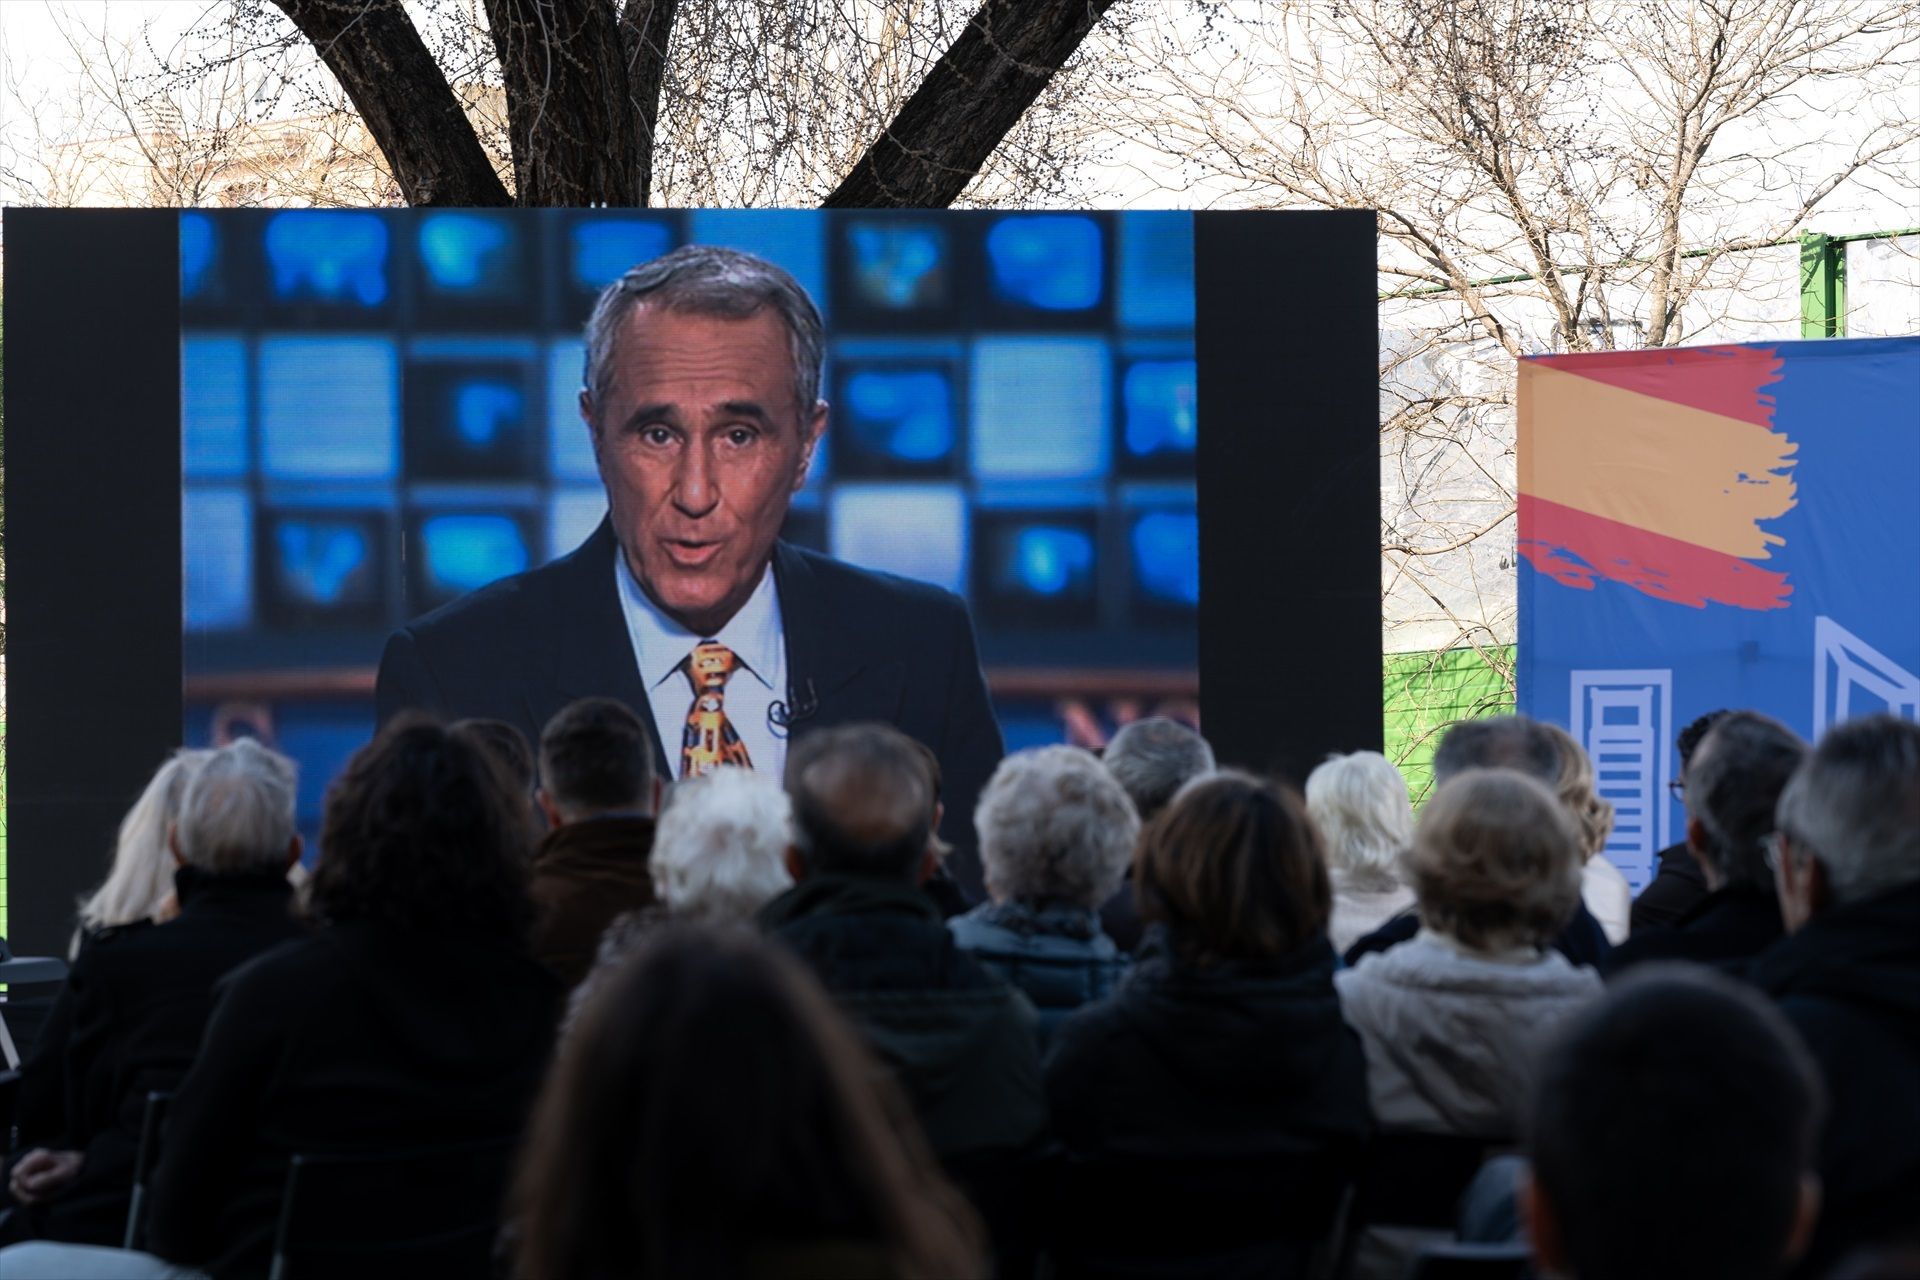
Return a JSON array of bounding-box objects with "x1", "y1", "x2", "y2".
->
[
  {"x1": 528, "y1": 814, "x2": 657, "y2": 989},
  {"x1": 375, "y1": 520, "x2": 1005, "y2": 895}
]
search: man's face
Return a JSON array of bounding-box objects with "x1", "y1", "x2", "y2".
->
[{"x1": 584, "y1": 304, "x2": 824, "y2": 636}]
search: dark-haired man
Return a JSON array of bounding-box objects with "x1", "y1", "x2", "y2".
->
[
  {"x1": 758, "y1": 723, "x2": 1043, "y2": 1166},
  {"x1": 528, "y1": 697, "x2": 661, "y2": 987},
  {"x1": 1629, "y1": 709, "x2": 1731, "y2": 933},
  {"x1": 1605, "y1": 710, "x2": 1803, "y2": 977},
  {"x1": 376, "y1": 245, "x2": 1003, "y2": 893},
  {"x1": 1524, "y1": 966, "x2": 1824, "y2": 1280}
]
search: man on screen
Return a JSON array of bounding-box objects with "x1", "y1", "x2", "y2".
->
[{"x1": 376, "y1": 245, "x2": 1004, "y2": 890}]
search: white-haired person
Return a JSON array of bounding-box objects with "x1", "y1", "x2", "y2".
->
[
  {"x1": 1304, "y1": 751, "x2": 1416, "y2": 953},
  {"x1": 567, "y1": 766, "x2": 794, "y2": 1023},
  {"x1": 68, "y1": 748, "x2": 215, "y2": 958},
  {"x1": 1541, "y1": 722, "x2": 1634, "y2": 944},
  {"x1": 949, "y1": 745, "x2": 1139, "y2": 1047}
]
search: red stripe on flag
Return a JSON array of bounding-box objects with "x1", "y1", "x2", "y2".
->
[
  {"x1": 1518, "y1": 494, "x2": 1792, "y2": 611},
  {"x1": 1526, "y1": 346, "x2": 1783, "y2": 428}
]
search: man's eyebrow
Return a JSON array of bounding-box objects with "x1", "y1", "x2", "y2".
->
[
  {"x1": 715, "y1": 400, "x2": 774, "y2": 424},
  {"x1": 618, "y1": 403, "x2": 681, "y2": 429}
]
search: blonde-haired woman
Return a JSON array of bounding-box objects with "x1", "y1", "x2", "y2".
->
[
  {"x1": 71, "y1": 748, "x2": 215, "y2": 957},
  {"x1": 1541, "y1": 723, "x2": 1633, "y2": 944},
  {"x1": 1305, "y1": 751, "x2": 1417, "y2": 952}
]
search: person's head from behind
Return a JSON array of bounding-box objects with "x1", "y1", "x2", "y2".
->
[
  {"x1": 1525, "y1": 965, "x2": 1824, "y2": 1280},
  {"x1": 1772, "y1": 713, "x2": 1920, "y2": 932},
  {"x1": 80, "y1": 747, "x2": 216, "y2": 934},
  {"x1": 171, "y1": 738, "x2": 302, "y2": 876},
  {"x1": 1683, "y1": 711, "x2": 1806, "y2": 893},
  {"x1": 1540, "y1": 723, "x2": 1615, "y2": 861},
  {"x1": 452, "y1": 718, "x2": 536, "y2": 797},
  {"x1": 580, "y1": 245, "x2": 827, "y2": 637},
  {"x1": 513, "y1": 924, "x2": 981, "y2": 1280},
  {"x1": 976, "y1": 746, "x2": 1139, "y2": 911},
  {"x1": 1431, "y1": 715, "x2": 1560, "y2": 788},
  {"x1": 784, "y1": 724, "x2": 935, "y2": 885},
  {"x1": 1102, "y1": 717, "x2": 1214, "y2": 822},
  {"x1": 1304, "y1": 751, "x2": 1413, "y2": 891},
  {"x1": 1136, "y1": 770, "x2": 1330, "y2": 964},
  {"x1": 652, "y1": 767, "x2": 794, "y2": 923},
  {"x1": 1405, "y1": 769, "x2": 1583, "y2": 954},
  {"x1": 311, "y1": 715, "x2": 536, "y2": 941},
  {"x1": 538, "y1": 697, "x2": 659, "y2": 828},
  {"x1": 1677, "y1": 709, "x2": 1731, "y2": 773}
]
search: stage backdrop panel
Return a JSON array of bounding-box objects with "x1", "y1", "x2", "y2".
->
[{"x1": 1517, "y1": 336, "x2": 1920, "y2": 891}]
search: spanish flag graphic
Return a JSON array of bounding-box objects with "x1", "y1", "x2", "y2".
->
[{"x1": 1517, "y1": 345, "x2": 1797, "y2": 611}]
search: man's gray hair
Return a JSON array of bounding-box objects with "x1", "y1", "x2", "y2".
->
[
  {"x1": 174, "y1": 738, "x2": 298, "y2": 875},
  {"x1": 651, "y1": 766, "x2": 795, "y2": 922},
  {"x1": 1432, "y1": 715, "x2": 1560, "y2": 787},
  {"x1": 1103, "y1": 718, "x2": 1215, "y2": 822},
  {"x1": 976, "y1": 746, "x2": 1140, "y2": 909},
  {"x1": 581, "y1": 244, "x2": 826, "y2": 422},
  {"x1": 1685, "y1": 711, "x2": 1806, "y2": 891},
  {"x1": 1775, "y1": 714, "x2": 1920, "y2": 905},
  {"x1": 1305, "y1": 751, "x2": 1414, "y2": 891}
]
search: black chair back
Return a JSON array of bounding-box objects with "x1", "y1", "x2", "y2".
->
[
  {"x1": 267, "y1": 1134, "x2": 519, "y2": 1280},
  {"x1": 123, "y1": 1090, "x2": 173, "y2": 1250},
  {"x1": 1333, "y1": 1131, "x2": 1516, "y2": 1278},
  {"x1": 1042, "y1": 1141, "x2": 1361, "y2": 1280},
  {"x1": 1404, "y1": 1241, "x2": 1533, "y2": 1279},
  {"x1": 0, "y1": 1070, "x2": 21, "y2": 1153}
]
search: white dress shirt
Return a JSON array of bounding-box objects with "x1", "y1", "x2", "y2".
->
[{"x1": 614, "y1": 548, "x2": 790, "y2": 781}]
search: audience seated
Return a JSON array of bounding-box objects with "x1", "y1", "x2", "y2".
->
[
  {"x1": 1605, "y1": 711, "x2": 1803, "y2": 977},
  {"x1": 1044, "y1": 770, "x2": 1370, "y2": 1276},
  {"x1": 1, "y1": 741, "x2": 306, "y2": 1249},
  {"x1": 1335, "y1": 768, "x2": 1601, "y2": 1279},
  {"x1": 513, "y1": 924, "x2": 984, "y2": 1279},
  {"x1": 1542, "y1": 723, "x2": 1633, "y2": 944},
  {"x1": 566, "y1": 765, "x2": 793, "y2": 1022},
  {"x1": 1304, "y1": 750, "x2": 1416, "y2": 953},
  {"x1": 1750, "y1": 713, "x2": 1920, "y2": 1271},
  {"x1": 759, "y1": 724, "x2": 1046, "y2": 1167},
  {"x1": 527, "y1": 698, "x2": 662, "y2": 988},
  {"x1": 948, "y1": 746, "x2": 1137, "y2": 1048},
  {"x1": 69, "y1": 749, "x2": 215, "y2": 958},
  {"x1": 451, "y1": 717, "x2": 536, "y2": 797},
  {"x1": 1096, "y1": 717, "x2": 1213, "y2": 951},
  {"x1": 1345, "y1": 717, "x2": 1612, "y2": 969},
  {"x1": 0, "y1": 716, "x2": 564, "y2": 1280},
  {"x1": 1524, "y1": 966, "x2": 1824, "y2": 1280},
  {"x1": 1630, "y1": 710, "x2": 1729, "y2": 934}
]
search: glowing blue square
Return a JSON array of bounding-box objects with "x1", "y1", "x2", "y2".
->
[
  {"x1": 548, "y1": 340, "x2": 599, "y2": 480},
  {"x1": 970, "y1": 338, "x2": 1110, "y2": 479},
  {"x1": 184, "y1": 487, "x2": 252, "y2": 630},
  {"x1": 417, "y1": 212, "x2": 518, "y2": 295},
  {"x1": 570, "y1": 218, "x2": 674, "y2": 291},
  {"x1": 844, "y1": 369, "x2": 955, "y2": 463},
  {"x1": 1008, "y1": 525, "x2": 1095, "y2": 597},
  {"x1": 180, "y1": 213, "x2": 217, "y2": 300},
  {"x1": 830, "y1": 485, "x2": 968, "y2": 595},
  {"x1": 845, "y1": 222, "x2": 948, "y2": 309},
  {"x1": 1123, "y1": 359, "x2": 1198, "y2": 457},
  {"x1": 689, "y1": 211, "x2": 826, "y2": 311},
  {"x1": 264, "y1": 211, "x2": 389, "y2": 306},
  {"x1": 183, "y1": 335, "x2": 248, "y2": 477},
  {"x1": 259, "y1": 337, "x2": 399, "y2": 480},
  {"x1": 277, "y1": 519, "x2": 372, "y2": 606},
  {"x1": 547, "y1": 488, "x2": 608, "y2": 561},
  {"x1": 1118, "y1": 212, "x2": 1195, "y2": 329},
  {"x1": 421, "y1": 514, "x2": 530, "y2": 595},
  {"x1": 1131, "y1": 509, "x2": 1200, "y2": 607},
  {"x1": 987, "y1": 216, "x2": 1104, "y2": 311}
]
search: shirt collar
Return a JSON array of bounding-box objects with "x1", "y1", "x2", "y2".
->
[{"x1": 615, "y1": 547, "x2": 781, "y2": 693}]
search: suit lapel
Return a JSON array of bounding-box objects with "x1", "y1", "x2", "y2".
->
[
  {"x1": 773, "y1": 541, "x2": 907, "y2": 738},
  {"x1": 533, "y1": 518, "x2": 672, "y2": 780}
]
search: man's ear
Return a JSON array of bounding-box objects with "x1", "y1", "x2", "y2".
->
[
  {"x1": 579, "y1": 391, "x2": 604, "y2": 466},
  {"x1": 536, "y1": 789, "x2": 564, "y2": 831},
  {"x1": 1684, "y1": 813, "x2": 1709, "y2": 856},
  {"x1": 916, "y1": 847, "x2": 941, "y2": 887},
  {"x1": 168, "y1": 824, "x2": 186, "y2": 869},
  {"x1": 284, "y1": 834, "x2": 304, "y2": 872},
  {"x1": 1805, "y1": 856, "x2": 1834, "y2": 918},
  {"x1": 1519, "y1": 1166, "x2": 1568, "y2": 1277},
  {"x1": 1784, "y1": 1173, "x2": 1822, "y2": 1265},
  {"x1": 793, "y1": 401, "x2": 827, "y2": 491},
  {"x1": 784, "y1": 845, "x2": 808, "y2": 883}
]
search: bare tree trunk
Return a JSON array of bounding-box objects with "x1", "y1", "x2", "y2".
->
[
  {"x1": 824, "y1": 0, "x2": 1116, "y2": 208},
  {"x1": 485, "y1": 0, "x2": 646, "y2": 205},
  {"x1": 620, "y1": 0, "x2": 680, "y2": 205},
  {"x1": 270, "y1": 0, "x2": 509, "y2": 206}
]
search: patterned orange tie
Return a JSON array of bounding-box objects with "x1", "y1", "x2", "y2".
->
[{"x1": 680, "y1": 642, "x2": 754, "y2": 779}]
